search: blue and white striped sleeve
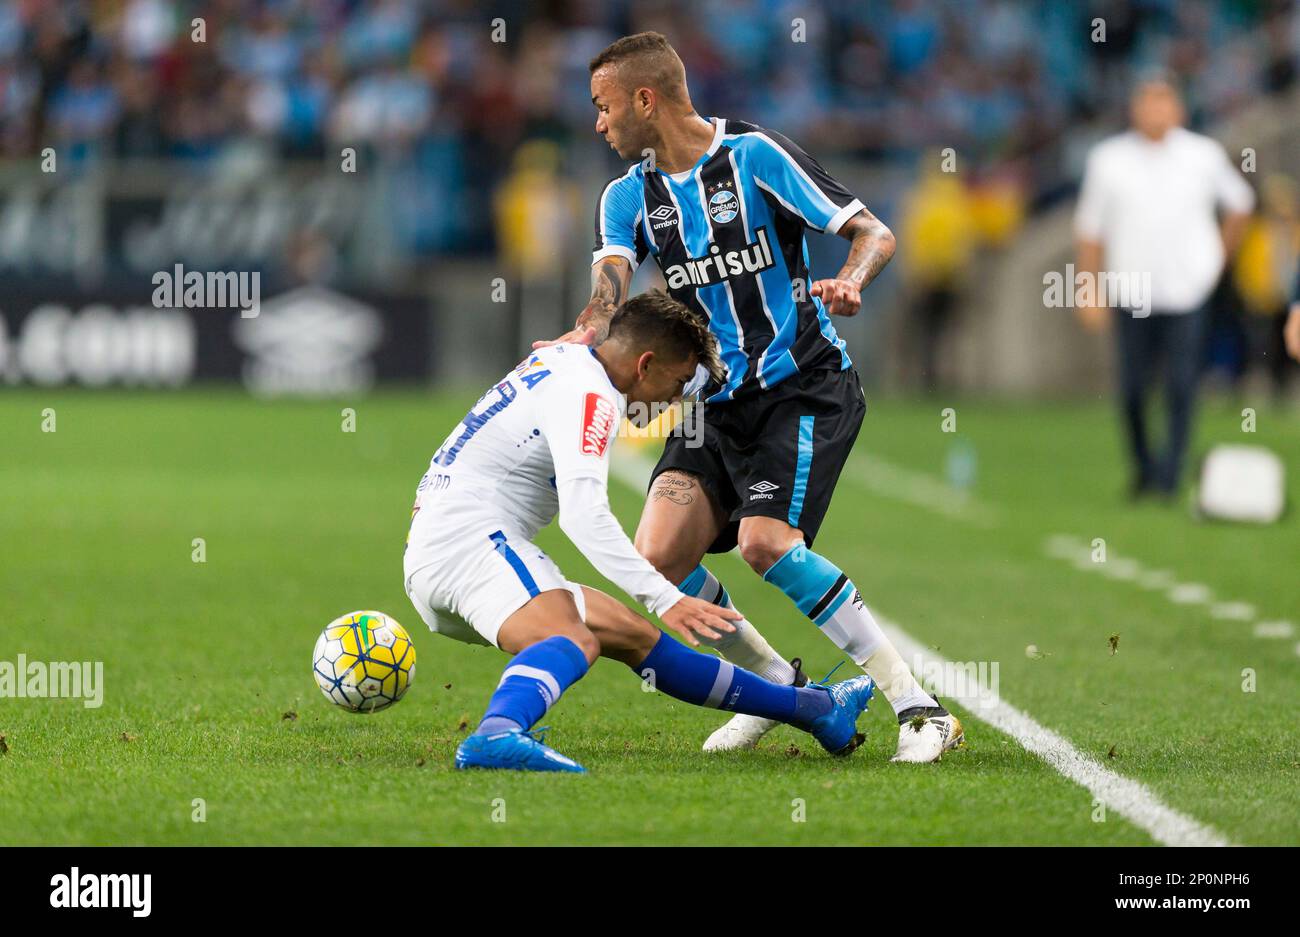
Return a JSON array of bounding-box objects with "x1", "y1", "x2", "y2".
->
[
  {"x1": 746, "y1": 129, "x2": 865, "y2": 235},
  {"x1": 592, "y1": 172, "x2": 647, "y2": 269}
]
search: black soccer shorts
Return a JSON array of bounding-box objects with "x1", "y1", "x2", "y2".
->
[{"x1": 650, "y1": 365, "x2": 866, "y2": 552}]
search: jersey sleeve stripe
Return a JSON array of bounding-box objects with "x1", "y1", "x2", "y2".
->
[
  {"x1": 753, "y1": 176, "x2": 805, "y2": 219},
  {"x1": 824, "y1": 198, "x2": 865, "y2": 235},
  {"x1": 592, "y1": 244, "x2": 638, "y2": 269},
  {"x1": 750, "y1": 131, "x2": 845, "y2": 220}
]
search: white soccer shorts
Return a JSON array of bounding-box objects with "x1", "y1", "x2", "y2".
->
[{"x1": 404, "y1": 518, "x2": 585, "y2": 649}]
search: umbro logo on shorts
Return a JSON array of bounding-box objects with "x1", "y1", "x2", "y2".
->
[
  {"x1": 749, "y1": 480, "x2": 779, "y2": 500},
  {"x1": 648, "y1": 204, "x2": 678, "y2": 230}
]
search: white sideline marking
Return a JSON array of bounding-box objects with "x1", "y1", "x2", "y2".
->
[
  {"x1": 1168, "y1": 582, "x2": 1213, "y2": 605},
  {"x1": 881, "y1": 621, "x2": 1231, "y2": 847},
  {"x1": 610, "y1": 446, "x2": 656, "y2": 495},
  {"x1": 614, "y1": 445, "x2": 1001, "y2": 527},
  {"x1": 845, "y1": 454, "x2": 1001, "y2": 528},
  {"x1": 610, "y1": 449, "x2": 1229, "y2": 847},
  {"x1": 1210, "y1": 601, "x2": 1256, "y2": 621},
  {"x1": 1136, "y1": 570, "x2": 1176, "y2": 590},
  {"x1": 1045, "y1": 535, "x2": 1286, "y2": 651},
  {"x1": 1253, "y1": 621, "x2": 1294, "y2": 639}
]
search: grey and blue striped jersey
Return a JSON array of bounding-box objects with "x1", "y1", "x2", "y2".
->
[{"x1": 593, "y1": 117, "x2": 865, "y2": 402}]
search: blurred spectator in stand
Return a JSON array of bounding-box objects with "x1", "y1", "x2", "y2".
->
[
  {"x1": 1232, "y1": 174, "x2": 1300, "y2": 395},
  {"x1": 895, "y1": 156, "x2": 976, "y2": 392},
  {"x1": 494, "y1": 139, "x2": 580, "y2": 348},
  {"x1": 1286, "y1": 260, "x2": 1300, "y2": 362}
]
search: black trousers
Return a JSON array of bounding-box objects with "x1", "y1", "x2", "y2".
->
[{"x1": 1114, "y1": 306, "x2": 1207, "y2": 492}]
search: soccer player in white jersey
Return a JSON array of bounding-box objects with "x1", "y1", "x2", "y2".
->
[{"x1": 404, "y1": 290, "x2": 875, "y2": 772}]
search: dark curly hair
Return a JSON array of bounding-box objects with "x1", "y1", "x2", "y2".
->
[{"x1": 606, "y1": 289, "x2": 723, "y2": 383}]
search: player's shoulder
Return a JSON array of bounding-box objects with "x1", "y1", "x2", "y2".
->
[
  {"x1": 722, "y1": 118, "x2": 804, "y2": 158},
  {"x1": 599, "y1": 162, "x2": 645, "y2": 198},
  {"x1": 530, "y1": 344, "x2": 615, "y2": 391}
]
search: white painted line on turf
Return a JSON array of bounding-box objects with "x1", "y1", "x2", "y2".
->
[
  {"x1": 1168, "y1": 582, "x2": 1213, "y2": 605},
  {"x1": 611, "y1": 449, "x2": 1230, "y2": 847},
  {"x1": 880, "y1": 621, "x2": 1232, "y2": 847},
  {"x1": 844, "y1": 454, "x2": 1001, "y2": 528},
  {"x1": 1253, "y1": 621, "x2": 1295, "y2": 639},
  {"x1": 1136, "y1": 570, "x2": 1176, "y2": 590},
  {"x1": 1043, "y1": 535, "x2": 1295, "y2": 667},
  {"x1": 1209, "y1": 601, "x2": 1256, "y2": 621},
  {"x1": 610, "y1": 446, "x2": 659, "y2": 498}
]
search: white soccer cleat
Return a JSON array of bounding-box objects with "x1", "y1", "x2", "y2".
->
[
  {"x1": 891, "y1": 703, "x2": 964, "y2": 763},
  {"x1": 703, "y1": 656, "x2": 808, "y2": 752},
  {"x1": 703, "y1": 713, "x2": 779, "y2": 751}
]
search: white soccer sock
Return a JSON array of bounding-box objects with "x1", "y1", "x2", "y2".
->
[
  {"x1": 820, "y1": 588, "x2": 938, "y2": 714},
  {"x1": 762, "y1": 546, "x2": 938, "y2": 715},
  {"x1": 681, "y1": 565, "x2": 796, "y2": 685}
]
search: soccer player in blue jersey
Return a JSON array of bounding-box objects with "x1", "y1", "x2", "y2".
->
[{"x1": 538, "y1": 32, "x2": 962, "y2": 762}]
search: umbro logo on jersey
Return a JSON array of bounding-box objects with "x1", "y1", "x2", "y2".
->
[
  {"x1": 648, "y1": 204, "x2": 678, "y2": 230},
  {"x1": 748, "y1": 479, "x2": 779, "y2": 500},
  {"x1": 580, "y1": 392, "x2": 617, "y2": 458},
  {"x1": 664, "y1": 228, "x2": 775, "y2": 290}
]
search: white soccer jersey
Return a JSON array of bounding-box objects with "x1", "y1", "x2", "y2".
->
[
  {"x1": 405, "y1": 343, "x2": 683, "y2": 641},
  {"x1": 411, "y1": 344, "x2": 619, "y2": 539}
]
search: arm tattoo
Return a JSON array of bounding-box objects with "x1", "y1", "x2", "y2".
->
[
  {"x1": 835, "y1": 211, "x2": 896, "y2": 291},
  {"x1": 576, "y1": 260, "x2": 627, "y2": 342}
]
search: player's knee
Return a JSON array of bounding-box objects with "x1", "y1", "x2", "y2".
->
[
  {"x1": 522, "y1": 626, "x2": 599, "y2": 663},
  {"x1": 569, "y1": 627, "x2": 602, "y2": 663},
  {"x1": 737, "y1": 532, "x2": 791, "y2": 576},
  {"x1": 634, "y1": 532, "x2": 694, "y2": 586}
]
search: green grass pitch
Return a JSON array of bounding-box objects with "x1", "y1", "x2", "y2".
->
[{"x1": 1, "y1": 388, "x2": 1297, "y2": 845}]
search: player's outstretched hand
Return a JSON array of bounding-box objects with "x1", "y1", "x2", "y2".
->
[
  {"x1": 660, "y1": 595, "x2": 740, "y2": 647},
  {"x1": 531, "y1": 325, "x2": 598, "y2": 350},
  {"x1": 810, "y1": 278, "x2": 861, "y2": 316}
]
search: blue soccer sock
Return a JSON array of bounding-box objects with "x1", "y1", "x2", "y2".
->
[
  {"x1": 632, "y1": 631, "x2": 831, "y2": 729},
  {"x1": 475, "y1": 635, "x2": 589, "y2": 735},
  {"x1": 763, "y1": 544, "x2": 936, "y2": 714},
  {"x1": 677, "y1": 564, "x2": 795, "y2": 684}
]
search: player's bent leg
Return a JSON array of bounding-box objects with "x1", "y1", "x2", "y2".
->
[
  {"x1": 636, "y1": 471, "x2": 801, "y2": 752},
  {"x1": 738, "y1": 515, "x2": 963, "y2": 763},
  {"x1": 674, "y1": 562, "x2": 807, "y2": 752},
  {"x1": 577, "y1": 586, "x2": 872, "y2": 756},
  {"x1": 575, "y1": 585, "x2": 660, "y2": 667},
  {"x1": 456, "y1": 589, "x2": 597, "y2": 774},
  {"x1": 634, "y1": 470, "x2": 727, "y2": 587}
]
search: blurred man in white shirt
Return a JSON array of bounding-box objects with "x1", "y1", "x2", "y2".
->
[{"x1": 1075, "y1": 75, "x2": 1255, "y2": 497}]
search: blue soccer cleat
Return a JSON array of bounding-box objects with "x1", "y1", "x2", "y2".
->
[
  {"x1": 807, "y1": 674, "x2": 875, "y2": 756},
  {"x1": 454, "y1": 727, "x2": 586, "y2": 774}
]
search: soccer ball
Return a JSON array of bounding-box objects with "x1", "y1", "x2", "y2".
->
[{"x1": 312, "y1": 610, "x2": 416, "y2": 713}]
